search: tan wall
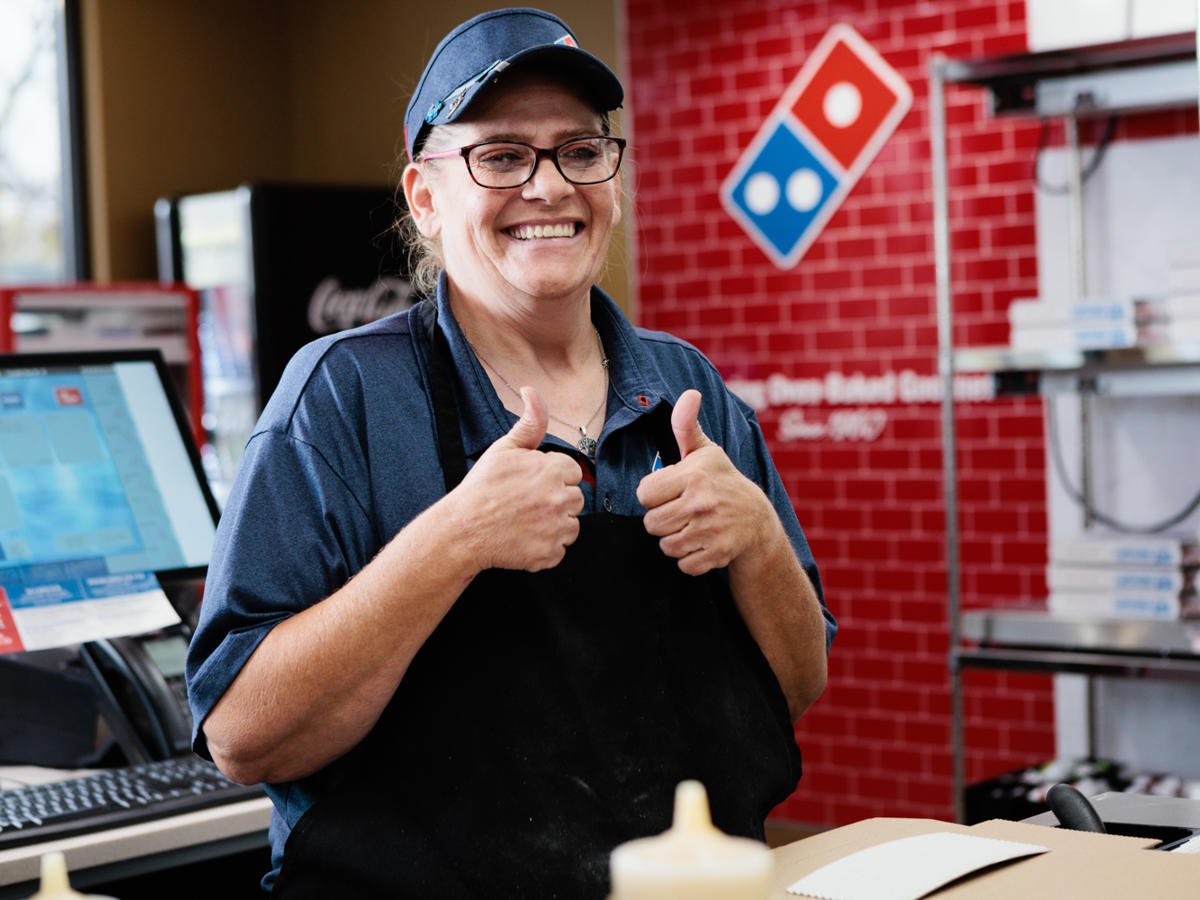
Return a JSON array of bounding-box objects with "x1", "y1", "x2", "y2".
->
[
  {"x1": 80, "y1": 0, "x2": 630, "y2": 315},
  {"x1": 81, "y1": 0, "x2": 292, "y2": 281}
]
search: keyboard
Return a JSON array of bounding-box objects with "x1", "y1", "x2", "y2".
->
[{"x1": 0, "y1": 755, "x2": 266, "y2": 850}]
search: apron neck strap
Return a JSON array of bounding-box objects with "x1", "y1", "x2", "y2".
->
[{"x1": 421, "y1": 300, "x2": 469, "y2": 493}]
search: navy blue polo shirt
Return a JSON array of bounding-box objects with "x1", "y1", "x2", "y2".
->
[{"x1": 185, "y1": 276, "x2": 834, "y2": 887}]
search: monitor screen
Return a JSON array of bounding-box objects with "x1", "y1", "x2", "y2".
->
[{"x1": 0, "y1": 349, "x2": 219, "y2": 594}]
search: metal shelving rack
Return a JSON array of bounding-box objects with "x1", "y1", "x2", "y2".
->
[{"x1": 929, "y1": 27, "x2": 1200, "y2": 822}]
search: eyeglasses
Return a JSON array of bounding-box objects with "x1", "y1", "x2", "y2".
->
[{"x1": 419, "y1": 136, "x2": 626, "y2": 189}]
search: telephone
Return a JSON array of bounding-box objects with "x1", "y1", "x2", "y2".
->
[{"x1": 79, "y1": 629, "x2": 194, "y2": 764}]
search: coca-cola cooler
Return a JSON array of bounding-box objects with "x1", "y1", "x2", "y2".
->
[{"x1": 155, "y1": 182, "x2": 418, "y2": 503}]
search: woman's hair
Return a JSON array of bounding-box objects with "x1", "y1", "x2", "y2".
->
[
  {"x1": 395, "y1": 124, "x2": 459, "y2": 297},
  {"x1": 395, "y1": 107, "x2": 613, "y2": 297}
]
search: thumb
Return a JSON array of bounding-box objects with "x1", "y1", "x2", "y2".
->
[
  {"x1": 671, "y1": 389, "x2": 710, "y2": 459},
  {"x1": 501, "y1": 386, "x2": 549, "y2": 450}
]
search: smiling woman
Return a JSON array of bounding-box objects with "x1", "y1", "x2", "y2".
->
[
  {"x1": 398, "y1": 79, "x2": 619, "y2": 297},
  {"x1": 185, "y1": 8, "x2": 834, "y2": 899},
  {"x1": 404, "y1": 69, "x2": 624, "y2": 364}
]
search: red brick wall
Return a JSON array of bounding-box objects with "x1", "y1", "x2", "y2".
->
[{"x1": 623, "y1": 0, "x2": 1054, "y2": 825}]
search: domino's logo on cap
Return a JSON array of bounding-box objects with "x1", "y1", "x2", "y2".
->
[{"x1": 721, "y1": 24, "x2": 912, "y2": 269}]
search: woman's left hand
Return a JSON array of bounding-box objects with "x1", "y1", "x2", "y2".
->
[
  {"x1": 636, "y1": 389, "x2": 770, "y2": 576},
  {"x1": 637, "y1": 389, "x2": 829, "y2": 720}
]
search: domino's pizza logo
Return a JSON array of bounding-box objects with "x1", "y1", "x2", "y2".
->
[{"x1": 721, "y1": 24, "x2": 912, "y2": 269}]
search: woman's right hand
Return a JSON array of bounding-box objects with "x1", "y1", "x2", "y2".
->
[{"x1": 450, "y1": 387, "x2": 584, "y2": 573}]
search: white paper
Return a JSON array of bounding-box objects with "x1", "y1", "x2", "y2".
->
[
  {"x1": 786, "y1": 831, "x2": 1049, "y2": 900},
  {"x1": 1169, "y1": 835, "x2": 1200, "y2": 854},
  {"x1": 0, "y1": 571, "x2": 179, "y2": 652}
]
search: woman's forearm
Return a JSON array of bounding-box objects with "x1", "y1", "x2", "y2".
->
[
  {"x1": 203, "y1": 499, "x2": 478, "y2": 785},
  {"x1": 728, "y1": 512, "x2": 828, "y2": 722}
]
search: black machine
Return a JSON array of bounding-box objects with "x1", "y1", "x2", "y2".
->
[
  {"x1": 0, "y1": 349, "x2": 263, "y2": 851},
  {"x1": 79, "y1": 629, "x2": 194, "y2": 764}
]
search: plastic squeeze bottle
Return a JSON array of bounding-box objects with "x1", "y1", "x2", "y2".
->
[
  {"x1": 608, "y1": 781, "x2": 773, "y2": 899},
  {"x1": 24, "y1": 852, "x2": 117, "y2": 900}
]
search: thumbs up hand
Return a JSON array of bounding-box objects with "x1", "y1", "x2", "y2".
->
[
  {"x1": 637, "y1": 390, "x2": 771, "y2": 576},
  {"x1": 669, "y1": 388, "x2": 711, "y2": 459},
  {"x1": 453, "y1": 386, "x2": 584, "y2": 573},
  {"x1": 493, "y1": 385, "x2": 554, "y2": 453}
]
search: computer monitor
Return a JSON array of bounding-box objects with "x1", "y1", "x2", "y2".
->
[{"x1": 0, "y1": 349, "x2": 219, "y2": 650}]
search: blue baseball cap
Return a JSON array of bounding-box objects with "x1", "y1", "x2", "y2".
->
[{"x1": 404, "y1": 7, "x2": 624, "y2": 161}]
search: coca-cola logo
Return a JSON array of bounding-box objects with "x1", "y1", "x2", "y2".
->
[{"x1": 307, "y1": 276, "x2": 417, "y2": 334}]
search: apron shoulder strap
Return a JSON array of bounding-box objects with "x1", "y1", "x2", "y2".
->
[
  {"x1": 651, "y1": 402, "x2": 681, "y2": 467},
  {"x1": 420, "y1": 300, "x2": 469, "y2": 493}
]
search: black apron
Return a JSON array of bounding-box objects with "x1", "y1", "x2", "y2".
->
[{"x1": 271, "y1": 303, "x2": 801, "y2": 898}]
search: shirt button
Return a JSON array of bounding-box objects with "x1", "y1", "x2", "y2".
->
[{"x1": 603, "y1": 495, "x2": 613, "y2": 513}]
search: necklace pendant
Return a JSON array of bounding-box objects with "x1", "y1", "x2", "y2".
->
[{"x1": 577, "y1": 426, "x2": 597, "y2": 459}]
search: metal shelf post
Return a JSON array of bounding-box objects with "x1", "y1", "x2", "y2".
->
[{"x1": 928, "y1": 51, "x2": 964, "y2": 824}]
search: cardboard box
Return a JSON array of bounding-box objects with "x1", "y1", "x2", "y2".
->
[
  {"x1": 1047, "y1": 564, "x2": 1189, "y2": 595},
  {"x1": 1009, "y1": 323, "x2": 1138, "y2": 351},
  {"x1": 1050, "y1": 534, "x2": 1200, "y2": 569},
  {"x1": 771, "y1": 817, "x2": 1200, "y2": 899},
  {"x1": 1047, "y1": 590, "x2": 1185, "y2": 620}
]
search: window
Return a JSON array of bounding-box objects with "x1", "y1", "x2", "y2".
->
[{"x1": 0, "y1": 0, "x2": 85, "y2": 283}]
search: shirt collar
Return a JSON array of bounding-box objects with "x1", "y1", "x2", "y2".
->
[{"x1": 432, "y1": 273, "x2": 673, "y2": 459}]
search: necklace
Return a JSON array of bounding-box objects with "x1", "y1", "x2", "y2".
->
[{"x1": 468, "y1": 328, "x2": 609, "y2": 459}]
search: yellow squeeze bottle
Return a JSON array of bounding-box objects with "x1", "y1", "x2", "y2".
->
[
  {"x1": 609, "y1": 781, "x2": 773, "y2": 899},
  {"x1": 25, "y1": 853, "x2": 117, "y2": 900}
]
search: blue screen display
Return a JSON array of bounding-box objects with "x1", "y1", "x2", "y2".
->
[{"x1": 0, "y1": 357, "x2": 216, "y2": 598}]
